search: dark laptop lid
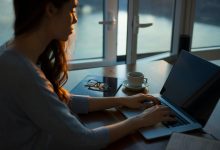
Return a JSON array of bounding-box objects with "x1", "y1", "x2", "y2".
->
[{"x1": 160, "y1": 50, "x2": 220, "y2": 125}]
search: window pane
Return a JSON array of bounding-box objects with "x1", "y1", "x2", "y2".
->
[
  {"x1": 70, "y1": 0, "x2": 103, "y2": 60},
  {"x1": 192, "y1": 0, "x2": 220, "y2": 51},
  {"x1": 0, "y1": 0, "x2": 14, "y2": 47},
  {"x1": 117, "y1": 0, "x2": 128, "y2": 56},
  {"x1": 137, "y1": 0, "x2": 174, "y2": 54}
]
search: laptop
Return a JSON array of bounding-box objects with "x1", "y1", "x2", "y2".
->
[{"x1": 119, "y1": 50, "x2": 220, "y2": 140}]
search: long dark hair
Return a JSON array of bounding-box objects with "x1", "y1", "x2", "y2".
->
[{"x1": 13, "y1": 0, "x2": 71, "y2": 104}]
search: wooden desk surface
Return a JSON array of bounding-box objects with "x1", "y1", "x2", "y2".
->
[
  {"x1": 64, "y1": 60, "x2": 172, "y2": 150},
  {"x1": 65, "y1": 60, "x2": 172, "y2": 93}
]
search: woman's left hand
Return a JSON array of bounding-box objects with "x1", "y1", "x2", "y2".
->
[{"x1": 119, "y1": 93, "x2": 160, "y2": 109}]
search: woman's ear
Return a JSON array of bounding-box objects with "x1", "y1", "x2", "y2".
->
[{"x1": 45, "y1": 3, "x2": 58, "y2": 18}]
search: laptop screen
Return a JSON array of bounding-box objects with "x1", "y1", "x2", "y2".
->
[{"x1": 160, "y1": 50, "x2": 220, "y2": 125}]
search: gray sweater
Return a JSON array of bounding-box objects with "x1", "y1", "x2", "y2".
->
[{"x1": 0, "y1": 48, "x2": 109, "y2": 150}]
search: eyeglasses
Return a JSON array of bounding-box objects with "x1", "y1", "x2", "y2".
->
[{"x1": 84, "y1": 79, "x2": 110, "y2": 92}]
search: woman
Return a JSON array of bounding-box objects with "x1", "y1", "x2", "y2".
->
[{"x1": 0, "y1": 0, "x2": 174, "y2": 149}]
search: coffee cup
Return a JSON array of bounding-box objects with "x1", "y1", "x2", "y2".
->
[{"x1": 127, "y1": 72, "x2": 147, "y2": 88}]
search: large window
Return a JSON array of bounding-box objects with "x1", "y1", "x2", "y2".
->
[
  {"x1": 192, "y1": 0, "x2": 220, "y2": 51},
  {"x1": 1, "y1": 0, "x2": 219, "y2": 69}
]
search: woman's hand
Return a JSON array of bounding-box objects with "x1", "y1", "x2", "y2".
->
[
  {"x1": 132, "y1": 105, "x2": 176, "y2": 128},
  {"x1": 119, "y1": 93, "x2": 160, "y2": 109}
]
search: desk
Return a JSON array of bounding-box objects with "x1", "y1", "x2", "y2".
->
[{"x1": 64, "y1": 60, "x2": 172, "y2": 150}]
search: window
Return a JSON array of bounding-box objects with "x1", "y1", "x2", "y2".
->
[
  {"x1": 70, "y1": 0, "x2": 104, "y2": 60},
  {"x1": 192, "y1": 0, "x2": 220, "y2": 51},
  {"x1": 1, "y1": 0, "x2": 218, "y2": 69},
  {"x1": 125, "y1": 0, "x2": 178, "y2": 64},
  {"x1": 117, "y1": 0, "x2": 128, "y2": 56},
  {"x1": 137, "y1": 0, "x2": 175, "y2": 55},
  {"x1": 68, "y1": 0, "x2": 118, "y2": 69}
]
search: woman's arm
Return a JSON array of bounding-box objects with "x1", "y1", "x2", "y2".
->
[
  {"x1": 69, "y1": 95, "x2": 123, "y2": 114},
  {"x1": 87, "y1": 96, "x2": 123, "y2": 112},
  {"x1": 88, "y1": 93, "x2": 160, "y2": 112}
]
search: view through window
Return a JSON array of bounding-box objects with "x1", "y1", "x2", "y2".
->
[
  {"x1": 1, "y1": 0, "x2": 219, "y2": 61},
  {"x1": 192, "y1": 0, "x2": 220, "y2": 51},
  {"x1": 70, "y1": 0, "x2": 104, "y2": 60},
  {"x1": 117, "y1": 0, "x2": 128, "y2": 56},
  {"x1": 137, "y1": 0, "x2": 174, "y2": 55}
]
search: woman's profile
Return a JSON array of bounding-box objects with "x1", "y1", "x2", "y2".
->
[{"x1": 0, "y1": 0, "x2": 174, "y2": 149}]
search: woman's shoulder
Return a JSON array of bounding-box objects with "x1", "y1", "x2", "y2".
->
[
  {"x1": 0, "y1": 47, "x2": 25, "y2": 70},
  {"x1": 0, "y1": 46, "x2": 39, "y2": 81},
  {"x1": 0, "y1": 41, "x2": 50, "y2": 86}
]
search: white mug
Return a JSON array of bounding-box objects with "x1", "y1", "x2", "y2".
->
[{"x1": 127, "y1": 72, "x2": 147, "y2": 88}]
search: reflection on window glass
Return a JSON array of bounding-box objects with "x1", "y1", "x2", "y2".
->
[
  {"x1": 192, "y1": 0, "x2": 220, "y2": 51},
  {"x1": 0, "y1": 0, "x2": 14, "y2": 47},
  {"x1": 70, "y1": 0, "x2": 103, "y2": 60},
  {"x1": 137, "y1": 0, "x2": 174, "y2": 54}
]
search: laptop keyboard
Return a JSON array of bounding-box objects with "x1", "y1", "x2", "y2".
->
[{"x1": 161, "y1": 102, "x2": 189, "y2": 128}]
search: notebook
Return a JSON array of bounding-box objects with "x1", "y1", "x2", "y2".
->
[
  {"x1": 70, "y1": 75, "x2": 123, "y2": 97},
  {"x1": 166, "y1": 133, "x2": 220, "y2": 150},
  {"x1": 119, "y1": 50, "x2": 220, "y2": 140},
  {"x1": 203, "y1": 99, "x2": 220, "y2": 140}
]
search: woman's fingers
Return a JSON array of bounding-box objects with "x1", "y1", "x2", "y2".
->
[
  {"x1": 157, "y1": 106, "x2": 176, "y2": 122},
  {"x1": 137, "y1": 104, "x2": 178, "y2": 128},
  {"x1": 158, "y1": 105, "x2": 175, "y2": 116},
  {"x1": 144, "y1": 95, "x2": 161, "y2": 105},
  {"x1": 144, "y1": 105, "x2": 174, "y2": 118},
  {"x1": 162, "y1": 116, "x2": 177, "y2": 122},
  {"x1": 143, "y1": 103, "x2": 155, "y2": 109}
]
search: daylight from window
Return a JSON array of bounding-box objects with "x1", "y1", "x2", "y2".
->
[
  {"x1": 192, "y1": 0, "x2": 220, "y2": 51},
  {"x1": 0, "y1": 0, "x2": 220, "y2": 58},
  {"x1": 71, "y1": 0, "x2": 103, "y2": 60},
  {"x1": 137, "y1": 0, "x2": 174, "y2": 55}
]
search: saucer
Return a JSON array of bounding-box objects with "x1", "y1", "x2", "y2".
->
[{"x1": 122, "y1": 80, "x2": 148, "y2": 91}]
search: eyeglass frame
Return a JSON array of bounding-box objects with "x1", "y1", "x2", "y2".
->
[{"x1": 84, "y1": 79, "x2": 110, "y2": 92}]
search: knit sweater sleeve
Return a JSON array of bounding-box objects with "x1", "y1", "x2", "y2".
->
[
  {"x1": 68, "y1": 95, "x2": 90, "y2": 114},
  {"x1": 13, "y1": 57, "x2": 110, "y2": 149}
]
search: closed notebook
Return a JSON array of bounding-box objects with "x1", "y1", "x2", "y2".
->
[
  {"x1": 203, "y1": 99, "x2": 220, "y2": 140},
  {"x1": 166, "y1": 133, "x2": 220, "y2": 150}
]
